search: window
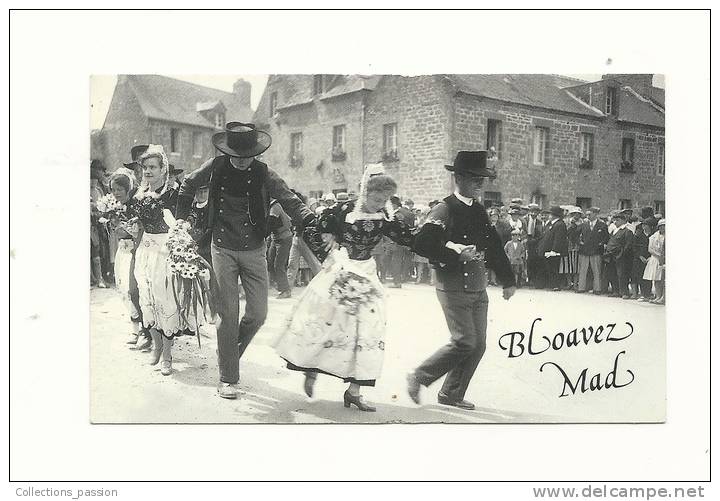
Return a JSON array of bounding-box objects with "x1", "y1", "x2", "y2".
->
[
  {"x1": 214, "y1": 112, "x2": 225, "y2": 129},
  {"x1": 621, "y1": 138, "x2": 635, "y2": 170},
  {"x1": 531, "y1": 193, "x2": 547, "y2": 208},
  {"x1": 618, "y1": 199, "x2": 632, "y2": 210},
  {"x1": 332, "y1": 125, "x2": 346, "y2": 161},
  {"x1": 309, "y1": 190, "x2": 323, "y2": 201},
  {"x1": 383, "y1": 123, "x2": 398, "y2": 161},
  {"x1": 580, "y1": 132, "x2": 594, "y2": 168},
  {"x1": 576, "y1": 197, "x2": 592, "y2": 210},
  {"x1": 533, "y1": 127, "x2": 548, "y2": 165},
  {"x1": 487, "y1": 119, "x2": 502, "y2": 160},
  {"x1": 657, "y1": 144, "x2": 665, "y2": 175},
  {"x1": 313, "y1": 75, "x2": 324, "y2": 95},
  {"x1": 654, "y1": 200, "x2": 665, "y2": 216},
  {"x1": 270, "y1": 92, "x2": 278, "y2": 116},
  {"x1": 483, "y1": 191, "x2": 503, "y2": 207},
  {"x1": 605, "y1": 87, "x2": 617, "y2": 115},
  {"x1": 290, "y1": 132, "x2": 303, "y2": 167},
  {"x1": 170, "y1": 128, "x2": 181, "y2": 154},
  {"x1": 192, "y1": 131, "x2": 202, "y2": 157}
]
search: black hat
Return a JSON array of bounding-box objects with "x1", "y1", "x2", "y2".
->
[
  {"x1": 445, "y1": 151, "x2": 496, "y2": 178},
  {"x1": 549, "y1": 205, "x2": 564, "y2": 218},
  {"x1": 123, "y1": 144, "x2": 149, "y2": 167},
  {"x1": 169, "y1": 164, "x2": 184, "y2": 176},
  {"x1": 212, "y1": 122, "x2": 271, "y2": 158}
]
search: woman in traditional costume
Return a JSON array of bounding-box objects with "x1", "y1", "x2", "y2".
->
[{"x1": 273, "y1": 164, "x2": 413, "y2": 412}]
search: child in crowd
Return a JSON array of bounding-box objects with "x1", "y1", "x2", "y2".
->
[{"x1": 504, "y1": 229, "x2": 526, "y2": 288}]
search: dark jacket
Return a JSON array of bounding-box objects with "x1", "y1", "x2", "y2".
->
[
  {"x1": 176, "y1": 156, "x2": 315, "y2": 237},
  {"x1": 538, "y1": 218, "x2": 568, "y2": 257},
  {"x1": 605, "y1": 226, "x2": 634, "y2": 261},
  {"x1": 578, "y1": 219, "x2": 609, "y2": 256},
  {"x1": 413, "y1": 195, "x2": 515, "y2": 291}
]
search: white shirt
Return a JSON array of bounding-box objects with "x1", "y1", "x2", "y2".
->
[{"x1": 453, "y1": 190, "x2": 474, "y2": 206}]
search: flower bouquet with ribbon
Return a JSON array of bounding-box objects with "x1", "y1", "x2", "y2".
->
[
  {"x1": 95, "y1": 193, "x2": 127, "y2": 224},
  {"x1": 328, "y1": 269, "x2": 381, "y2": 316},
  {"x1": 163, "y1": 210, "x2": 214, "y2": 345}
]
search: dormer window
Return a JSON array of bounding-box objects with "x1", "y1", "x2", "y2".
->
[
  {"x1": 313, "y1": 75, "x2": 324, "y2": 96},
  {"x1": 215, "y1": 112, "x2": 225, "y2": 128},
  {"x1": 605, "y1": 87, "x2": 617, "y2": 115}
]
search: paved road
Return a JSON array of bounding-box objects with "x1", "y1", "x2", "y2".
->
[{"x1": 90, "y1": 283, "x2": 665, "y2": 424}]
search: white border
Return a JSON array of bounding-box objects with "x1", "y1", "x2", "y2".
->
[{"x1": 7, "y1": 8, "x2": 711, "y2": 484}]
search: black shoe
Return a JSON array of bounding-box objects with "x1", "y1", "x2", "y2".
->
[
  {"x1": 406, "y1": 373, "x2": 421, "y2": 404},
  {"x1": 437, "y1": 392, "x2": 475, "y2": 410},
  {"x1": 343, "y1": 390, "x2": 376, "y2": 412}
]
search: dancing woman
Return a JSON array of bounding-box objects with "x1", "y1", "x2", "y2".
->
[
  {"x1": 130, "y1": 145, "x2": 205, "y2": 375},
  {"x1": 273, "y1": 164, "x2": 413, "y2": 412}
]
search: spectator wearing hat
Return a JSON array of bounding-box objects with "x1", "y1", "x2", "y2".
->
[
  {"x1": 504, "y1": 229, "x2": 526, "y2": 288},
  {"x1": 508, "y1": 207, "x2": 527, "y2": 235},
  {"x1": 537, "y1": 206, "x2": 568, "y2": 291},
  {"x1": 347, "y1": 191, "x2": 358, "y2": 202},
  {"x1": 90, "y1": 160, "x2": 110, "y2": 288},
  {"x1": 523, "y1": 203, "x2": 545, "y2": 288},
  {"x1": 560, "y1": 207, "x2": 583, "y2": 289},
  {"x1": 604, "y1": 212, "x2": 635, "y2": 298},
  {"x1": 632, "y1": 217, "x2": 655, "y2": 300},
  {"x1": 577, "y1": 207, "x2": 609, "y2": 294},
  {"x1": 387, "y1": 195, "x2": 415, "y2": 287},
  {"x1": 336, "y1": 192, "x2": 349, "y2": 203},
  {"x1": 644, "y1": 219, "x2": 665, "y2": 304}
]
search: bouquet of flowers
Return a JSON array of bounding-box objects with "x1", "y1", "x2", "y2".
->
[
  {"x1": 328, "y1": 270, "x2": 381, "y2": 315},
  {"x1": 94, "y1": 193, "x2": 127, "y2": 224},
  {"x1": 164, "y1": 211, "x2": 214, "y2": 345}
]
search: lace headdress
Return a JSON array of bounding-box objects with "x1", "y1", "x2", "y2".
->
[
  {"x1": 134, "y1": 144, "x2": 170, "y2": 199},
  {"x1": 345, "y1": 163, "x2": 388, "y2": 224}
]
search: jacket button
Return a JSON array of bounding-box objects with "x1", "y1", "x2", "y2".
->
[
  {"x1": 463, "y1": 261, "x2": 467, "y2": 265},
  {"x1": 219, "y1": 209, "x2": 223, "y2": 213},
  {"x1": 221, "y1": 187, "x2": 225, "y2": 191},
  {"x1": 220, "y1": 228, "x2": 225, "y2": 232},
  {"x1": 247, "y1": 180, "x2": 251, "y2": 184},
  {"x1": 217, "y1": 238, "x2": 222, "y2": 243},
  {"x1": 244, "y1": 223, "x2": 248, "y2": 226},
  {"x1": 220, "y1": 198, "x2": 224, "y2": 202},
  {"x1": 463, "y1": 285, "x2": 468, "y2": 288},
  {"x1": 464, "y1": 272, "x2": 468, "y2": 276}
]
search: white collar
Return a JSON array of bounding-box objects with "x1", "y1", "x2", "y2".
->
[
  {"x1": 195, "y1": 200, "x2": 209, "y2": 209},
  {"x1": 453, "y1": 190, "x2": 474, "y2": 206}
]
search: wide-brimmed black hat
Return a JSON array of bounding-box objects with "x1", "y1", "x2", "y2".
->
[
  {"x1": 212, "y1": 122, "x2": 272, "y2": 158},
  {"x1": 123, "y1": 144, "x2": 149, "y2": 167},
  {"x1": 445, "y1": 151, "x2": 496, "y2": 178},
  {"x1": 169, "y1": 164, "x2": 184, "y2": 176}
]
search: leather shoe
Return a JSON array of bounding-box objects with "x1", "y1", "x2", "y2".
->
[
  {"x1": 438, "y1": 392, "x2": 475, "y2": 410},
  {"x1": 406, "y1": 373, "x2": 421, "y2": 404},
  {"x1": 276, "y1": 290, "x2": 292, "y2": 299},
  {"x1": 217, "y1": 382, "x2": 239, "y2": 400}
]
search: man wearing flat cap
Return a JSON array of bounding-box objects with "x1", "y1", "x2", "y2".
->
[
  {"x1": 604, "y1": 211, "x2": 635, "y2": 298},
  {"x1": 577, "y1": 207, "x2": 609, "y2": 294},
  {"x1": 177, "y1": 122, "x2": 315, "y2": 399},
  {"x1": 407, "y1": 151, "x2": 516, "y2": 410}
]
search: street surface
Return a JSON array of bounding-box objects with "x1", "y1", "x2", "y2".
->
[{"x1": 90, "y1": 283, "x2": 665, "y2": 424}]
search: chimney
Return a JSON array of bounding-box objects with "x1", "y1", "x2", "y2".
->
[
  {"x1": 602, "y1": 74, "x2": 654, "y2": 98},
  {"x1": 233, "y1": 78, "x2": 252, "y2": 108}
]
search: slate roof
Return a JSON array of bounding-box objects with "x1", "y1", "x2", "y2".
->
[
  {"x1": 258, "y1": 74, "x2": 380, "y2": 114},
  {"x1": 615, "y1": 85, "x2": 665, "y2": 128},
  {"x1": 125, "y1": 75, "x2": 253, "y2": 128},
  {"x1": 445, "y1": 74, "x2": 603, "y2": 117}
]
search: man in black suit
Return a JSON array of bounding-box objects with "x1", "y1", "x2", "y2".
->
[
  {"x1": 537, "y1": 205, "x2": 568, "y2": 291},
  {"x1": 604, "y1": 212, "x2": 635, "y2": 299},
  {"x1": 524, "y1": 203, "x2": 544, "y2": 288},
  {"x1": 388, "y1": 196, "x2": 415, "y2": 288},
  {"x1": 577, "y1": 207, "x2": 609, "y2": 294},
  {"x1": 406, "y1": 151, "x2": 516, "y2": 410}
]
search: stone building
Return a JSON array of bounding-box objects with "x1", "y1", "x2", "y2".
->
[
  {"x1": 93, "y1": 75, "x2": 254, "y2": 174},
  {"x1": 253, "y1": 74, "x2": 665, "y2": 213}
]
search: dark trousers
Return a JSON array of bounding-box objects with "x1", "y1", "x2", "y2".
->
[
  {"x1": 211, "y1": 243, "x2": 269, "y2": 384},
  {"x1": 603, "y1": 258, "x2": 618, "y2": 294},
  {"x1": 544, "y1": 256, "x2": 561, "y2": 289},
  {"x1": 390, "y1": 247, "x2": 405, "y2": 286},
  {"x1": 414, "y1": 290, "x2": 489, "y2": 401},
  {"x1": 268, "y1": 236, "x2": 292, "y2": 293},
  {"x1": 616, "y1": 254, "x2": 632, "y2": 297}
]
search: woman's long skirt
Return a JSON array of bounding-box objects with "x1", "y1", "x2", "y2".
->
[{"x1": 273, "y1": 248, "x2": 387, "y2": 386}]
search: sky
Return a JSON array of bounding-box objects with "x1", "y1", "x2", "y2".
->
[{"x1": 90, "y1": 74, "x2": 665, "y2": 131}]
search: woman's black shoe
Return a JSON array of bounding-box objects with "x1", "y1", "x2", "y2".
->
[
  {"x1": 303, "y1": 372, "x2": 317, "y2": 398},
  {"x1": 343, "y1": 390, "x2": 376, "y2": 412}
]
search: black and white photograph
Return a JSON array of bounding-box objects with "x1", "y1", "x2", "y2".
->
[
  {"x1": 89, "y1": 72, "x2": 666, "y2": 424},
  {"x1": 9, "y1": 7, "x2": 710, "y2": 489}
]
